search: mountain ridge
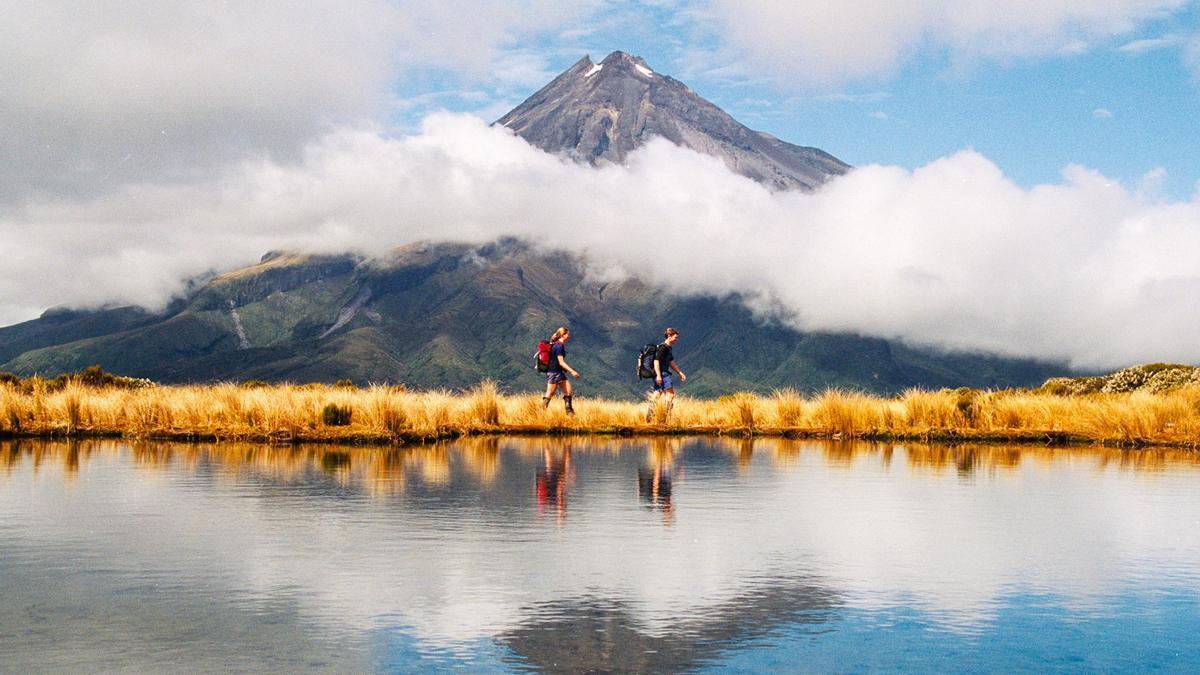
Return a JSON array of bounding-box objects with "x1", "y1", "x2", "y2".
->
[{"x1": 0, "y1": 239, "x2": 1066, "y2": 396}]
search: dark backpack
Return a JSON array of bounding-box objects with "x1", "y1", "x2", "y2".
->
[
  {"x1": 535, "y1": 340, "x2": 552, "y2": 372},
  {"x1": 637, "y1": 343, "x2": 659, "y2": 379}
]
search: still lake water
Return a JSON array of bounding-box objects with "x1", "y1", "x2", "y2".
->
[{"x1": 2, "y1": 437, "x2": 1199, "y2": 672}]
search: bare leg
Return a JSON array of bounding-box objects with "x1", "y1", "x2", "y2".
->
[{"x1": 561, "y1": 379, "x2": 574, "y2": 414}]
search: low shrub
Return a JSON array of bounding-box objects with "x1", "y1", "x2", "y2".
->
[
  {"x1": 953, "y1": 387, "x2": 981, "y2": 422},
  {"x1": 322, "y1": 403, "x2": 352, "y2": 426}
]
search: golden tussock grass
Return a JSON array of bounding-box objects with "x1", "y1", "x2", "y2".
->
[{"x1": 1, "y1": 382, "x2": 1200, "y2": 448}]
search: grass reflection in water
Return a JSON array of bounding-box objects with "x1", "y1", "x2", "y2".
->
[{"x1": 5, "y1": 437, "x2": 1199, "y2": 494}]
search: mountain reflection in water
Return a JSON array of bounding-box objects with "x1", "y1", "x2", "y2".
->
[
  {"x1": 2, "y1": 437, "x2": 1200, "y2": 672},
  {"x1": 498, "y1": 577, "x2": 841, "y2": 673}
]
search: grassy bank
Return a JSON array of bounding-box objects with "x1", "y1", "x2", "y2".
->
[{"x1": 3, "y1": 380, "x2": 1200, "y2": 448}]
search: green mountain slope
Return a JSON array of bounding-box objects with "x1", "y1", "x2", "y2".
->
[{"x1": 0, "y1": 240, "x2": 1068, "y2": 397}]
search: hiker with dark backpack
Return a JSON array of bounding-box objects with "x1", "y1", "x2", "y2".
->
[
  {"x1": 538, "y1": 326, "x2": 580, "y2": 414},
  {"x1": 641, "y1": 327, "x2": 686, "y2": 422}
]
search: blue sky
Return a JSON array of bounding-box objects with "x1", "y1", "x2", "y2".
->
[{"x1": 393, "y1": 1, "x2": 1200, "y2": 199}]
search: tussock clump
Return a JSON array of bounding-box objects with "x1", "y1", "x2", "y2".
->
[
  {"x1": 59, "y1": 382, "x2": 85, "y2": 433},
  {"x1": 771, "y1": 389, "x2": 806, "y2": 427},
  {"x1": 812, "y1": 389, "x2": 880, "y2": 436},
  {"x1": 1, "y1": 389, "x2": 26, "y2": 432},
  {"x1": 414, "y1": 393, "x2": 452, "y2": 436},
  {"x1": 465, "y1": 380, "x2": 501, "y2": 427},
  {"x1": 322, "y1": 403, "x2": 352, "y2": 427},
  {"x1": 901, "y1": 389, "x2": 959, "y2": 428},
  {"x1": 368, "y1": 388, "x2": 408, "y2": 435},
  {"x1": 953, "y1": 387, "x2": 982, "y2": 423},
  {"x1": 721, "y1": 392, "x2": 759, "y2": 428},
  {"x1": 512, "y1": 395, "x2": 547, "y2": 425}
]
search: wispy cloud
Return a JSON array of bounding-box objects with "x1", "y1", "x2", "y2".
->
[
  {"x1": 804, "y1": 92, "x2": 892, "y2": 104},
  {"x1": 1093, "y1": 107, "x2": 1114, "y2": 119},
  {"x1": 1186, "y1": 33, "x2": 1200, "y2": 78},
  {"x1": 1118, "y1": 34, "x2": 1186, "y2": 53},
  {"x1": 703, "y1": 0, "x2": 1190, "y2": 85}
]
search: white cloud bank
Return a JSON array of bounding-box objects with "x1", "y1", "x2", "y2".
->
[
  {"x1": 4, "y1": 114, "x2": 1199, "y2": 370},
  {"x1": 0, "y1": 0, "x2": 594, "y2": 201},
  {"x1": 704, "y1": 0, "x2": 1190, "y2": 84}
]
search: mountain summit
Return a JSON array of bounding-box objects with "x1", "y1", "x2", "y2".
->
[{"x1": 496, "y1": 51, "x2": 849, "y2": 191}]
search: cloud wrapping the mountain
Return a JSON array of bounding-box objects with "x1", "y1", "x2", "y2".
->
[
  {"x1": 704, "y1": 0, "x2": 1189, "y2": 83},
  {"x1": 4, "y1": 114, "x2": 1199, "y2": 369}
]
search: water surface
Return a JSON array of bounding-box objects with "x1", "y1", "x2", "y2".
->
[{"x1": 2, "y1": 438, "x2": 1199, "y2": 671}]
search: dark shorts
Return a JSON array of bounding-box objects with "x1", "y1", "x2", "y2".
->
[
  {"x1": 653, "y1": 373, "x2": 674, "y2": 392},
  {"x1": 546, "y1": 371, "x2": 567, "y2": 385}
]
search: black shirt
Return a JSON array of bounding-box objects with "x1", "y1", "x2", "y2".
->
[
  {"x1": 548, "y1": 342, "x2": 566, "y2": 372},
  {"x1": 654, "y1": 343, "x2": 674, "y2": 372}
]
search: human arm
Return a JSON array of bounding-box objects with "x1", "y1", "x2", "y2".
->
[
  {"x1": 670, "y1": 361, "x2": 686, "y2": 382},
  {"x1": 558, "y1": 354, "x2": 580, "y2": 379}
]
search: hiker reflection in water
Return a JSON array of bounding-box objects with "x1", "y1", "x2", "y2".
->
[
  {"x1": 535, "y1": 447, "x2": 575, "y2": 523},
  {"x1": 637, "y1": 439, "x2": 680, "y2": 526}
]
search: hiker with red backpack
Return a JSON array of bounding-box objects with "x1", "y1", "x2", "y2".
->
[{"x1": 535, "y1": 326, "x2": 580, "y2": 415}]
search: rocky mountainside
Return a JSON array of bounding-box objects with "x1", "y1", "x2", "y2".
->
[
  {"x1": 0, "y1": 241, "x2": 1064, "y2": 396},
  {"x1": 497, "y1": 51, "x2": 849, "y2": 191}
]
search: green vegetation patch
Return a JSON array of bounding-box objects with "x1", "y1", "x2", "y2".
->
[
  {"x1": 1040, "y1": 364, "x2": 1200, "y2": 395},
  {"x1": 0, "y1": 365, "x2": 154, "y2": 393}
]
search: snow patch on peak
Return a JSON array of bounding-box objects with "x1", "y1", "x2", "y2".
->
[
  {"x1": 585, "y1": 63, "x2": 603, "y2": 78},
  {"x1": 634, "y1": 63, "x2": 653, "y2": 77}
]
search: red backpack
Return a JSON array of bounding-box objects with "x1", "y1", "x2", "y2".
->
[{"x1": 534, "y1": 340, "x2": 552, "y2": 372}]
